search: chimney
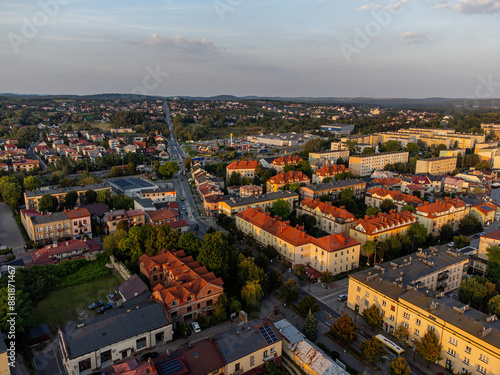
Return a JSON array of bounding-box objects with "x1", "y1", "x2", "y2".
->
[{"x1": 296, "y1": 224, "x2": 300, "y2": 229}]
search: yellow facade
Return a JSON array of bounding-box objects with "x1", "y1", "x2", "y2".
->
[
  {"x1": 218, "y1": 194, "x2": 298, "y2": 217},
  {"x1": 413, "y1": 201, "x2": 470, "y2": 236},
  {"x1": 225, "y1": 341, "x2": 282, "y2": 375},
  {"x1": 415, "y1": 157, "x2": 457, "y2": 175},
  {"x1": 349, "y1": 152, "x2": 409, "y2": 177}
]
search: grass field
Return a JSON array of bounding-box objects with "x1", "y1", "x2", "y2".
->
[{"x1": 31, "y1": 273, "x2": 124, "y2": 333}]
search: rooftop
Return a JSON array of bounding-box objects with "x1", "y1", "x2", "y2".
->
[
  {"x1": 223, "y1": 190, "x2": 298, "y2": 208},
  {"x1": 25, "y1": 183, "x2": 110, "y2": 198}
]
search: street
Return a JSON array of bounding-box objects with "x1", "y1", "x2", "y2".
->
[{"x1": 0, "y1": 202, "x2": 26, "y2": 254}]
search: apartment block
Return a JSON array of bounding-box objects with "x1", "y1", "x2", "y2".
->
[
  {"x1": 365, "y1": 188, "x2": 423, "y2": 211},
  {"x1": 299, "y1": 180, "x2": 366, "y2": 201},
  {"x1": 12, "y1": 159, "x2": 40, "y2": 172},
  {"x1": 308, "y1": 149, "x2": 349, "y2": 163},
  {"x1": 439, "y1": 148, "x2": 467, "y2": 158},
  {"x1": 330, "y1": 141, "x2": 349, "y2": 151},
  {"x1": 413, "y1": 198, "x2": 470, "y2": 236},
  {"x1": 266, "y1": 171, "x2": 310, "y2": 193},
  {"x1": 296, "y1": 198, "x2": 356, "y2": 235},
  {"x1": 349, "y1": 152, "x2": 409, "y2": 177},
  {"x1": 139, "y1": 187, "x2": 176, "y2": 202},
  {"x1": 415, "y1": 157, "x2": 457, "y2": 175},
  {"x1": 218, "y1": 190, "x2": 299, "y2": 218},
  {"x1": 481, "y1": 123, "x2": 500, "y2": 139},
  {"x1": 236, "y1": 207, "x2": 360, "y2": 274}
]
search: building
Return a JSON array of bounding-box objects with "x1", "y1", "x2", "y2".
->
[
  {"x1": 104, "y1": 209, "x2": 145, "y2": 234},
  {"x1": 470, "y1": 202, "x2": 497, "y2": 226},
  {"x1": 30, "y1": 239, "x2": 101, "y2": 266},
  {"x1": 12, "y1": 159, "x2": 40, "y2": 172},
  {"x1": 145, "y1": 208, "x2": 179, "y2": 224},
  {"x1": 331, "y1": 141, "x2": 349, "y2": 151},
  {"x1": 236, "y1": 207, "x2": 360, "y2": 274},
  {"x1": 320, "y1": 124, "x2": 355, "y2": 136},
  {"x1": 1, "y1": 331, "x2": 12, "y2": 375},
  {"x1": 239, "y1": 184, "x2": 263, "y2": 198},
  {"x1": 66, "y1": 208, "x2": 92, "y2": 239},
  {"x1": 481, "y1": 123, "x2": 500, "y2": 139},
  {"x1": 225, "y1": 160, "x2": 260, "y2": 180},
  {"x1": 365, "y1": 188, "x2": 423, "y2": 211},
  {"x1": 299, "y1": 180, "x2": 366, "y2": 201},
  {"x1": 349, "y1": 152, "x2": 409, "y2": 177},
  {"x1": 24, "y1": 183, "x2": 112, "y2": 211},
  {"x1": 266, "y1": 171, "x2": 310, "y2": 193},
  {"x1": 415, "y1": 157, "x2": 457, "y2": 175},
  {"x1": 59, "y1": 301, "x2": 172, "y2": 375},
  {"x1": 296, "y1": 198, "x2": 356, "y2": 235},
  {"x1": 347, "y1": 275, "x2": 500, "y2": 374},
  {"x1": 140, "y1": 188, "x2": 176, "y2": 202},
  {"x1": 440, "y1": 148, "x2": 467, "y2": 158},
  {"x1": 139, "y1": 250, "x2": 224, "y2": 323},
  {"x1": 109, "y1": 177, "x2": 159, "y2": 198},
  {"x1": 167, "y1": 219, "x2": 190, "y2": 234},
  {"x1": 203, "y1": 195, "x2": 231, "y2": 216},
  {"x1": 247, "y1": 132, "x2": 320, "y2": 147},
  {"x1": 214, "y1": 319, "x2": 282, "y2": 375},
  {"x1": 22, "y1": 211, "x2": 72, "y2": 243},
  {"x1": 218, "y1": 191, "x2": 299, "y2": 218},
  {"x1": 312, "y1": 164, "x2": 349, "y2": 184},
  {"x1": 270, "y1": 155, "x2": 303, "y2": 171},
  {"x1": 308, "y1": 150, "x2": 350, "y2": 163},
  {"x1": 413, "y1": 198, "x2": 470, "y2": 236},
  {"x1": 349, "y1": 211, "x2": 417, "y2": 246}
]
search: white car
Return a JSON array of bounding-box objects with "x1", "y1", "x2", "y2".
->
[
  {"x1": 191, "y1": 322, "x2": 201, "y2": 333},
  {"x1": 447, "y1": 242, "x2": 455, "y2": 247}
]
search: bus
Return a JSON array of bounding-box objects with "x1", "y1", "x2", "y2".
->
[{"x1": 375, "y1": 334, "x2": 405, "y2": 357}]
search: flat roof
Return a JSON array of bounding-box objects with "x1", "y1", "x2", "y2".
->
[
  {"x1": 25, "y1": 183, "x2": 111, "y2": 198},
  {"x1": 223, "y1": 190, "x2": 298, "y2": 208}
]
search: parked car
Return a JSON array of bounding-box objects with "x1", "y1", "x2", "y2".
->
[
  {"x1": 337, "y1": 294, "x2": 348, "y2": 302},
  {"x1": 97, "y1": 303, "x2": 113, "y2": 314},
  {"x1": 192, "y1": 322, "x2": 201, "y2": 333},
  {"x1": 140, "y1": 352, "x2": 159, "y2": 361},
  {"x1": 447, "y1": 242, "x2": 455, "y2": 247},
  {"x1": 88, "y1": 300, "x2": 104, "y2": 310},
  {"x1": 448, "y1": 293, "x2": 458, "y2": 300}
]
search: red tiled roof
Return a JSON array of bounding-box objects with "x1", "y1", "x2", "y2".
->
[
  {"x1": 481, "y1": 229, "x2": 500, "y2": 240},
  {"x1": 30, "y1": 239, "x2": 101, "y2": 265},
  {"x1": 315, "y1": 165, "x2": 348, "y2": 177},
  {"x1": 267, "y1": 171, "x2": 310, "y2": 185},
  {"x1": 415, "y1": 198, "x2": 467, "y2": 217},
  {"x1": 168, "y1": 219, "x2": 189, "y2": 229},
  {"x1": 299, "y1": 198, "x2": 355, "y2": 221},
  {"x1": 65, "y1": 207, "x2": 91, "y2": 219},
  {"x1": 271, "y1": 155, "x2": 302, "y2": 166},
  {"x1": 372, "y1": 177, "x2": 401, "y2": 186},
  {"x1": 126, "y1": 209, "x2": 145, "y2": 218},
  {"x1": 367, "y1": 188, "x2": 423, "y2": 205},
  {"x1": 146, "y1": 209, "x2": 178, "y2": 222},
  {"x1": 412, "y1": 176, "x2": 431, "y2": 184},
  {"x1": 471, "y1": 202, "x2": 497, "y2": 215},
  {"x1": 353, "y1": 211, "x2": 417, "y2": 235},
  {"x1": 226, "y1": 160, "x2": 260, "y2": 170}
]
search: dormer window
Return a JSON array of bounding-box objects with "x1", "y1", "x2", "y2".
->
[{"x1": 207, "y1": 290, "x2": 212, "y2": 295}]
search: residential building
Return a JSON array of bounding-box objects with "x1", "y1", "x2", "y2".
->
[
  {"x1": 110, "y1": 274, "x2": 150, "y2": 307},
  {"x1": 104, "y1": 209, "x2": 145, "y2": 234},
  {"x1": 349, "y1": 211, "x2": 417, "y2": 247},
  {"x1": 413, "y1": 198, "x2": 470, "y2": 236},
  {"x1": 24, "y1": 183, "x2": 112, "y2": 211},
  {"x1": 439, "y1": 148, "x2": 467, "y2": 158},
  {"x1": 80, "y1": 203, "x2": 110, "y2": 225},
  {"x1": 240, "y1": 184, "x2": 263, "y2": 198},
  {"x1": 475, "y1": 146, "x2": 500, "y2": 163},
  {"x1": 167, "y1": 220, "x2": 190, "y2": 234},
  {"x1": 296, "y1": 198, "x2": 356, "y2": 235},
  {"x1": 266, "y1": 171, "x2": 310, "y2": 193},
  {"x1": 308, "y1": 149, "x2": 350, "y2": 163},
  {"x1": 214, "y1": 319, "x2": 283, "y2": 375},
  {"x1": 226, "y1": 160, "x2": 260, "y2": 180},
  {"x1": 139, "y1": 250, "x2": 224, "y2": 323},
  {"x1": 471, "y1": 229, "x2": 500, "y2": 276},
  {"x1": 349, "y1": 152, "x2": 409, "y2": 177},
  {"x1": 140, "y1": 188, "x2": 176, "y2": 202},
  {"x1": 371, "y1": 177, "x2": 402, "y2": 190},
  {"x1": 112, "y1": 359, "x2": 157, "y2": 375},
  {"x1": 481, "y1": 123, "x2": 500, "y2": 139},
  {"x1": 145, "y1": 208, "x2": 179, "y2": 224},
  {"x1": 59, "y1": 301, "x2": 172, "y2": 375},
  {"x1": 415, "y1": 157, "x2": 457, "y2": 175},
  {"x1": 66, "y1": 208, "x2": 92, "y2": 239},
  {"x1": 30, "y1": 239, "x2": 101, "y2": 266},
  {"x1": 470, "y1": 202, "x2": 497, "y2": 225},
  {"x1": 0, "y1": 331, "x2": 11, "y2": 375},
  {"x1": 312, "y1": 165, "x2": 349, "y2": 184},
  {"x1": 0, "y1": 163, "x2": 8, "y2": 172},
  {"x1": 270, "y1": 155, "x2": 303, "y2": 171},
  {"x1": 443, "y1": 176, "x2": 469, "y2": 194},
  {"x1": 203, "y1": 195, "x2": 231, "y2": 216},
  {"x1": 218, "y1": 191, "x2": 299, "y2": 218},
  {"x1": 330, "y1": 141, "x2": 349, "y2": 151},
  {"x1": 236, "y1": 207, "x2": 360, "y2": 274},
  {"x1": 247, "y1": 132, "x2": 320, "y2": 147},
  {"x1": 12, "y1": 159, "x2": 40, "y2": 172},
  {"x1": 299, "y1": 180, "x2": 366, "y2": 201},
  {"x1": 22, "y1": 211, "x2": 72, "y2": 243},
  {"x1": 365, "y1": 188, "x2": 423, "y2": 211},
  {"x1": 347, "y1": 274, "x2": 500, "y2": 374}
]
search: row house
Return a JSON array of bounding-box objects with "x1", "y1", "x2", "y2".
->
[
  {"x1": 299, "y1": 180, "x2": 366, "y2": 201},
  {"x1": 312, "y1": 164, "x2": 349, "y2": 184},
  {"x1": 235, "y1": 207, "x2": 360, "y2": 275},
  {"x1": 139, "y1": 250, "x2": 224, "y2": 323},
  {"x1": 349, "y1": 210, "x2": 417, "y2": 248},
  {"x1": 30, "y1": 238, "x2": 101, "y2": 266},
  {"x1": 270, "y1": 155, "x2": 303, "y2": 171},
  {"x1": 413, "y1": 198, "x2": 469, "y2": 236},
  {"x1": 365, "y1": 188, "x2": 423, "y2": 211},
  {"x1": 266, "y1": 171, "x2": 310, "y2": 193},
  {"x1": 104, "y1": 209, "x2": 145, "y2": 234},
  {"x1": 296, "y1": 198, "x2": 356, "y2": 235},
  {"x1": 218, "y1": 191, "x2": 299, "y2": 218},
  {"x1": 225, "y1": 160, "x2": 260, "y2": 180}
]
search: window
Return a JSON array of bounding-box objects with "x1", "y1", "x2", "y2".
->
[
  {"x1": 356, "y1": 295, "x2": 360, "y2": 301},
  {"x1": 403, "y1": 312, "x2": 410, "y2": 319},
  {"x1": 364, "y1": 300, "x2": 369, "y2": 306},
  {"x1": 414, "y1": 329, "x2": 420, "y2": 336},
  {"x1": 428, "y1": 325, "x2": 435, "y2": 332},
  {"x1": 463, "y1": 357, "x2": 469, "y2": 365},
  {"x1": 382, "y1": 301, "x2": 386, "y2": 307},
  {"x1": 391, "y1": 305, "x2": 395, "y2": 312},
  {"x1": 187, "y1": 306, "x2": 192, "y2": 312},
  {"x1": 402, "y1": 322, "x2": 409, "y2": 329},
  {"x1": 357, "y1": 286, "x2": 361, "y2": 292},
  {"x1": 207, "y1": 299, "x2": 213, "y2": 306},
  {"x1": 465, "y1": 346, "x2": 471, "y2": 354},
  {"x1": 79, "y1": 359, "x2": 91, "y2": 372},
  {"x1": 448, "y1": 348, "x2": 456, "y2": 357},
  {"x1": 101, "y1": 349, "x2": 112, "y2": 363},
  {"x1": 136, "y1": 337, "x2": 147, "y2": 349},
  {"x1": 449, "y1": 337, "x2": 457, "y2": 346},
  {"x1": 477, "y1": 365, "x2": 486, "y2": 374},
  {"x1": 155, "y1": 332, "x2": 164, "y2": 343},
  {"x1": 479, "y1": 354, "x2": 489, "y2": 364},
  {"x1": 235, "y1": 363, "x2": 240, "y2": 372},
  {"x1": 250, "y1": 355, "x2": 255, "y2": 366},
  {"x1": 365, "y1": 292, "x2": 370, "y2": 297},
  {"x1": 416, "y1": 318, "x2": 421, "y2": 326}
]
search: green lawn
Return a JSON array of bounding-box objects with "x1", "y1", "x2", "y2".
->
[{"x1": 31, "y1": 273, "x2": 124, "y2": 334}]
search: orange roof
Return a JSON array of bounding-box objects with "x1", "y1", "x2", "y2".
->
[
  {"x1": 236, "y1": 207, "x2": 358, "y2": 251},
  {"x1": 267, "y1": 171, "x2": 310, "y2": 185},
  {"x1": 299, "y1": 198, "x2": 355, "y2": 221},
  {"x1": 226, "y1": 160, "x2": 260, "y2": 170},
  {"x1": 415, "y1": 198, "x2": 467, "y2": 218},
  {"x1": 367, "y1": 188, "x2": 423, "y2": 206},
  {"x1": 471, "y1": 202, "x2": 498, "y2": 215},
  {"x1": 372, "y1": 177, "x2": 401, "y2": 186},
  {"x1": 65, "y1": 207, "x2": 91, "y2": 219},
  {"x1": 315, "y1": 165, "x2": 348, "y2": 177},
  {"x1": 271, "y1": 155, "x2": 302, "y2": 166},
  {"x1": 353, "y1": 211, "x2": 417, "y2": 235}
]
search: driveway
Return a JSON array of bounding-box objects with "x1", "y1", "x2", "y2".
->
[
  {"x1": 33, "y1": 339, "x2": 66, "y2": 375},
  {"x1": 0, "y1": 202, "x2": 26, "y2": 254}
]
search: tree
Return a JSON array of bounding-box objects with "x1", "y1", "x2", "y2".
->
[
  {"x1": 487, "y1": 295, "x2": 500, "y2": 316},
  {"x1": 85, "y1": 189, "x2": 97, "y2": 204},
  {"x1": 404, "y1": 142, "x2": 420, "y2": 154},
  {"x1": 362, "y1": 304, "x2": 383, "y2": 331},
  {"x1": 330, "y1": 313, "x2": 358, "y2": 346},
  {"x1": 117, "y1": 220, "x2": 129, "y2": 232},
  {"x1": 360, "y1": 337, "x2": 387, "y2": 364},
  {"x1": 178, "y1": 232, "x2": 203, "y2": 257},
  {"x1": 184, "y1": 157, "x2": 192, "y2": 171},
  {"x1": 241, "y1": 280, "x2": 264, "y2": 307},
  {"x1": 416, "y1": 330, "x2": 443, "y2": 368},
  {"x1": 486, "y1": 245, "x2": 500, "y2": 281},
  {"x1": 362, "y1": 147, "x2": 375, "y2": 155},
  {"x1": 110, "y1": 166, "x2": 123, "y2": 177},
  {"x1": 401, "y1": 205, "x2": 415, "y2": 212},
  {"x1": 198, "y1": 231, "x2": 230, "y2": 277},
  {"x1": 38, "y1": 194, "x2": 58, "y2": 212},
  {"x1": 158, "y1": 162, "x2": 179, "y2": 179},
  {"x1": 458, "y1": 276, "x2": 496, "y2": 311},
  {"x1": 213, "y1": 293, "x2": 228, "y2": 322},
  {"x1": 320, "y1": 270, "x2": 335, "y2": 284},
  {"x1": 0, "y1": 181, "x2": 22, "y2": 208},
  {"x1": 97, "y1": 189, "x2": 111, "y2": 204},
  {"x1": 280, "y1": 279, "x2": 299, "y2": 303},
  {"x1": 389, "y1": 357, "x2": 411, "y2": 375},
  {"x1": 64, "y1": 191, "x2": 79, "y2": 209},
  {"x1": 293, "y1": 264, "x2": 306, "y2": 279},
  {"x1": 453, "y1": 235, "x2": 470, "y2": 249},
  {"x1": 229, "y1": 171, "x2": 241, "y2": 186},
  {"x1": 24, "y1": 175, "x2": 41, "y2": 191},
  {"x1": 459, "y1": 214, "x2": 482, "y2": 236},
  {"x1": 273, "y1": 199, "x2": 291, "y2": 220},
  {"x1": 380, "y1": 199, "x2": 397, "y2": 213},
  {"x1": 366, "y1": 207, "x2": 380, "y2": 216},
  {"x1": 439, "y1": 223, "x2": 454, "y2": 241},
  {"x1": 126, "y1": 162, "x2": 136, "y2": 175},
  {"x1": 363, "y1": 241, "x2": 378, "y2": 264},
  {"x1": 475, "y1": 160, "x2": 492, "y2": 171},
  {"x1": 319, "y1": 194, "x2": 332, "y2": 202},
  {"x1": 297, "y1": 296, "x2": 320, "y2": 316},
  {"x1": 303, "y1": 309, "x2": 318, "y2": 340},
  {"x1": 238, "y1": 255, "x2": 265, "y2": 285},
  {"x1": 340, "y1": 188, "x2": 354, "y2": 202},
  {"x1": 408, "y1": 223, "x2": 427, "y2": 245},
  {"x1": 393, "y1": 324, "x2": 409, "y2": 344},
  {"x1": 383, "y1": 140, "x2": 401, "y2": 152},
  {"x1": 267, "y1": 269, "x2": 283, "y2": 292}
]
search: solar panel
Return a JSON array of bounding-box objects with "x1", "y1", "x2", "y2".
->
[
  {"x1": 159, "y1": 358, "x2": 183, "y2": 375},
  {"x1": 258, "y1": 324, "x2": 278, "y2": 344}
]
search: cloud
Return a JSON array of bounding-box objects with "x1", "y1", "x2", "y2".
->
[
  {"x1": 454, "y1": 0, "x2": 500, "y2": 13},
  {"x1": 132, "y1": 34, "x2": 217, "y2": 53},
  {"x1": 357, "y1": 0, "x2": 406, "y2": 12},
  {"x1": 401, "y1": 31, "x2": 433, "y2": 44},
  {"x1": 433, "y1": 0, "x2": 451, "y2": 9}
]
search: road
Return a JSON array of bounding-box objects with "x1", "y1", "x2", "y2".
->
[
  {"x1": 164, "y1": 101, "x2": 210, "y2": 235},
  {"x1": 0, "y1": 202, "x2": 26, "y2": 254}
]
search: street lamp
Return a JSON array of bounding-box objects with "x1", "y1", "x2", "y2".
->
[{"x1": 411, "y1": 338, "x2": 417, "y2": 361}]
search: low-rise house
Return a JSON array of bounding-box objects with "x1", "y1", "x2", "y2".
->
[
  {"x1": 399, "y1": 183, "x2": 425, "y2": 198},
  {"x1": 413, "y1": 198, "x2": 470, "y2": 236},
  {"x1": 365, "y1": 188, "x2": 423, "y2": 211},
  {"x1": 240, "y1": 184, "x2": 263, "y2": 197},
  {"x1": 66, "y1": 208, "x2": 92, "y2": 239},
  {"x1": 270, "y1": 155, "x2": 303, "y2": 171},
  {"x1": 349, "y1": 210, "x2": 417, "y2": 247},
  {"x1": 296, "y1": 198, "x2": 356, "y2": 235},
  {"x1": 110, "y1": 274, "x2": 150, "y2": 307},
  {"x1": 218, "y1": 191, "x2": 299, "y2": 218},
  {"x1": 30, "y1": 239, "x2": 101, "y2": 266},
  {"x1": 312, "y1": 164, "x2": 349, "y2": 184},
  {"x1": 12, "y1": 159, "x2": 40, "y2": 172},
  {"x1": 0, "y1": 163, "x2": 8, "y2": 171},
  {"x1": 104, "y1": 209, "x2": 145, "y2": 234},
  {"x1": 140, "y1": 249, "x2": 224, "y2": 323},
  {"x1": 145, "y1": 208, "x2": 179, "y2": 224},
  {"x1": 470, "y1": 202, "x2": 497, "y2": 225},
  {"x1": 58, "y1": 301, "x2": 172, "y2": 375},
  {"x1": 203, "y1": 195, "x2": 231, "y2": 216},
  {"x1": 167, "y1": 220, "x2": 190, "y2": 234},
  {"x1": 140, "y1": 188, "x2": 176, "y2": 202},
  {"x1": 443, "y1": 176, "x2": 469, "y2": 194},
  {"x1": 266, "y1": 171, "x2": 310, "y2": 193},
  {"x1": 370, "y1": 177, "x2": 402, "y2": 190},
  {"x1": 80, "y1": 203, "x2": 110, "y2": 225},
  {"x1": 299, "y1": 180, "x2": 366, "y2": 201}
]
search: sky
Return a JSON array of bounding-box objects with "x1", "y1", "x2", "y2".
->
[{"x1": 1, "y1": 0, "x2": 500, "y2": 98}]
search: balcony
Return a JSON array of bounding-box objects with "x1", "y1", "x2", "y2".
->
[{"x1": 437, "y1": 273, "x2": 449, "y2": 281}]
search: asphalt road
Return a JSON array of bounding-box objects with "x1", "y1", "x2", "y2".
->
[{"x1": 0, "y1": 202, "x2": 26, "y2": 254}]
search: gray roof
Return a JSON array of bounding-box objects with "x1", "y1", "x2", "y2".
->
[
  {"x1": 116, "y1": 274, "x2": 149, "y2": 301},
  {"x1": 61, "y1": 301, "x2": 169, "y2": 359},
  {"x1": 224, "y1": 191, "x2": 298, "y2": 208},
  {"x1": 274, "y1": 319, "x2": 305, "y2": 345},
  {"x1": 301, "y1": 179, "x2": 366, "y2": 193},
  {"x1": 141, "y1": 187, "x2": 175, "y2": 195},
  {"x1": 31, "y1": 212, "x2": 69, "y2": 224},
  {"x1": 214, "y1": 320, "x2": 280, "y2": 363},
  {"x1": 25, "y1": 183, "x2": 110, "y2": 198},
  {"x1": 80, "y1": 203, "x2": 110, "y2": 217}
]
